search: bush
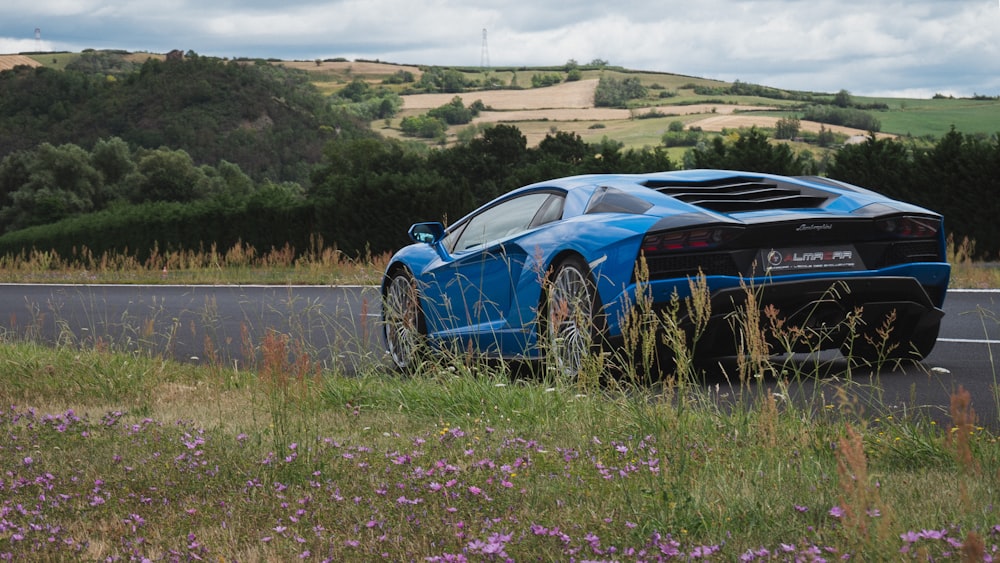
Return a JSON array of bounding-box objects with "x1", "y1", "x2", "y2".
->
[
  {"x1": 531, "y1": 73, "x2": 563, "y2": 88},
  {"x1": 399, "y1": 115, "x2": 447, "y2": 139},
  {"x1": 594, "y1": 77, "x2": 647, "y2": 108},
  {"x1": 802, "y1": 105, "x2": 881, "y2": 132},
  {"x1": 427, "y1": 96, "x2": 478, "y2": 125}
]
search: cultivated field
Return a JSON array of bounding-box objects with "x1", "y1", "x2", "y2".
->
[
  {"x1": 280, "y1": 59, "x2": 422, "y2": 77},
  {"x1": 0, "y1": 54, "x2": 42, "y2": 71},
  {"x1": 394, "y1": 76, "x2": 892, "y2": 147}
]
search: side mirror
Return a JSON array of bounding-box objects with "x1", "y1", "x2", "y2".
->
[{"x1": 408, "y1": 222, "x2": 445, "y2": 244}]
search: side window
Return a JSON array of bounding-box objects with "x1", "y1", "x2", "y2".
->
[
  {"x1": 531, "y1": 194, "x2": 565, "y2": 227},
  {"x1": 585, "y1": 186, "x2": 653, "y2": 215},
  {"x1": 448, "y1": 193, "x2": 555, "y2": 252}
]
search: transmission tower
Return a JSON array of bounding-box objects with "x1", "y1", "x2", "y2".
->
[{"x1": 480, "y1": 28, "x2": 490, "y2": 71}]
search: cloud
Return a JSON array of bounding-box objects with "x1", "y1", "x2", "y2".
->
[{"x1": 2, "y1": 0, "x2": 998, "y2": 97}]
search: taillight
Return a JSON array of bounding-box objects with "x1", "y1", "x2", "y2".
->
[
  {"x1": 875, "y1": 216, "x2": 940, "y2": 238},
  {"x1": 642, "y1": 226, "x2": 742, "y2": 253}
]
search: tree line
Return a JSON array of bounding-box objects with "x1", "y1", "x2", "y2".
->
[
  {"x1": 0, "y1": 126, "x2": 674, "y2": 260},
  {"x1": 2, "y1": 124, "x2": 998, "y2": 260}
]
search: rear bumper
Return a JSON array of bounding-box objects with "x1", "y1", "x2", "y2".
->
[
  {"x1": 687, "y1": 276, "x2": 943, "y2": 355},
  {"x1": 604, "y1": 272, "x2": 947, "y2": 357}
]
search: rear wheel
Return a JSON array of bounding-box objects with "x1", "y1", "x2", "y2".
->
[
  {"x1": 382, "y1": 269, "x2": 424, "y2": 370},
  {"x1": 544, "y1": 257, "x2": 600, "y2": 377}
]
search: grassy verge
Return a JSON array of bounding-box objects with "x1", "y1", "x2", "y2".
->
[{"x1": 1, "y1": 306, "x2": 998, "y2": 560}]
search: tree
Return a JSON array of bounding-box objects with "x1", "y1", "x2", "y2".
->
[
  {"x1": 594, "y1": 77, "x2": 647, "y2": 107},
  {"x1": 0, "y1": 143, "x2": 103, "y2": 230},
  {"x1": 536, "y1": 131, "x2": 591, "y2": 165},
  {"x1": 687, "y1": 127, "x2": 805, "y2": 175},
  {"x1": 912, "y1": 129, "x2": 1000, "y2": 257},
  {"x1": 0, "y1": 150, "x2": 33, "y2": 210},
  {"x1": 427, "y1": 96, "x2": 475, "y2": 125},
  {"x1": 90, "y1": 136, "x2": 135, "y2": 206},
  {"x1": 774, "y1": 117, "x2": 800, "y2": 140},
  {"x1": 399, "y1": 115, "x2": 447, "y2": 139},
  {"x1": 816, "y1": 125, "x2": 836, "y2": 148},
  {"x1": 127, "y1": 148, "x2": 207, "y2": 203},
  {"x1": 826, "y1": 134, "x2": 913, "y2": 199},
  {"x1": 337, "y1": 79, "x2": 371, "y2": 102},
  {"x1": 833, "y1": 89, "x2": 853, "y2": 108},
  {"x1": 205, "y1": 160, "x2": 255, "y2": 200}
]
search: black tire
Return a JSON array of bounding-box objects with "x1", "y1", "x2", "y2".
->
[
  {"x1": 543, "y1": 256, "x2": 601, "y2": 377},
  {"x1": 382, "y1": 268, "x2": 424, "y2": 370}
]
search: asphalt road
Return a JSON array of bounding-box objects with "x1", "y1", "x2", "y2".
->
[{"x1": 0, "y1": 283, "x2": 997, "y2": 428}]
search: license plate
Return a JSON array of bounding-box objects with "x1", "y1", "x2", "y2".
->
[{"x1": 758, "y1": 245, "x2": 864, "y2": 275}]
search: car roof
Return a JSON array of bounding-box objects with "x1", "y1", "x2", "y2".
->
[{"x1": 516, "y1": 169, "x2": 918, "y2": 217}]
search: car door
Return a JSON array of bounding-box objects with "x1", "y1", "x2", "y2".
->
[{"x1": 419, "y1": 192, "x2": 561, "y2": 348}]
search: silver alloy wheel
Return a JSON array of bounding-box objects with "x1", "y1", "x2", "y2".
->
[
  {"x1": 547, "y1": 261, "x2": 594, "y2": 376},
  {"x1": 383, "y1": 271, "x2": 420, "y2": 369}
]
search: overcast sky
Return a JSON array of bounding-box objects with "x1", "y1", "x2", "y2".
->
[{"x1": 2, "y1": 0, "x2": 998, "y2": 98}]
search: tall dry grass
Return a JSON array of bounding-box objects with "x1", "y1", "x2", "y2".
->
[{"x1": 0, "y1": 238, "x2": 390, "y2": 285}]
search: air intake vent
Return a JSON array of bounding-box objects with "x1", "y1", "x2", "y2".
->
[{"x1": 643, "y1": 176, "x2": 833, "y2": 213}]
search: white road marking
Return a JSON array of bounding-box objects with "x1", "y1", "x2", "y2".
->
[{"x1": 938, "y1": 338, "x2": 1000, "y2": 345}]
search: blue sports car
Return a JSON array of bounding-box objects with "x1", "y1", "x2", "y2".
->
[{"x1": 381, "y1": 169, "x2": 950, "y2": 374}]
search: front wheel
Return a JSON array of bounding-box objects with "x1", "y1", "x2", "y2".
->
[
  {"x1": 382, "y1": 269, "x2": 424, "y2": 370},
  {"x1": 543, "y1": 256, "x2": 601, "y2": 377}
]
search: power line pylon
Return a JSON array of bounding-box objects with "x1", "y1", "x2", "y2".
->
[{"x1": 480, "y1": 28, "x2": 490, "y2": 72}]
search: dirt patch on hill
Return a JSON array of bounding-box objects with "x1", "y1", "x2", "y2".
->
[
  {"x1": 281, "y1": 60, "x2": 422, "y2": 77},
  {"x1": 403, "y1": 79, "x2": 600, "y2": 110},
  {"x1": 472, "y1": 103, "x2": 780, "y2": 124},
  {"x1": 0, "y1": 55, "x2": 42, "y2": 71},
  {"x1": 687, "y1": 114, "x2": 895, "y2": 139}
]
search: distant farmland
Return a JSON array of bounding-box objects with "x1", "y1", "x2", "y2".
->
[{"x1": 0, "y1": 55, "x2": 42, "y2": 71}]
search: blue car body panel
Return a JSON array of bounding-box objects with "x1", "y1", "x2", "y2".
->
[{"x1": 383, "y1": 170, "x2": 951, "y2": 361}]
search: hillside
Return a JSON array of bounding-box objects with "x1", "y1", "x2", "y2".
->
[
  {"x1": 397, "y1": 80, "x2": 892, "y2": 145},
  {"x1": 273, "y1": 57, "x2": 998, "y2": 148},
  {"x1": 0, "y1": 53, "x2": 375, "y2": 184},
  {"x1": 5, "y1": 52, "x2": 998, "y2": 152}
]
